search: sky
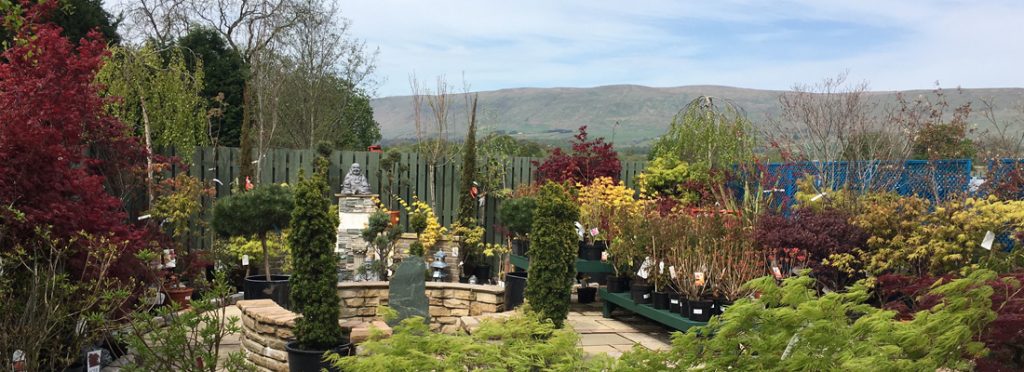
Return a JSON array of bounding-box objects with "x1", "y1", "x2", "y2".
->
[{"x1": 337, "y1": 0, "x2": 1024, "y2": 97}]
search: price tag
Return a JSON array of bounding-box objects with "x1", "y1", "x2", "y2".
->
[
  {"x1": 669, "y1": 266, "x2": 677, "y2": 279},
  {"x1": 692, "y1": 308, "x2": 703, "y2": 315},
  {"x1": 658, "y1": 261, "x2": 665, "y2": 274},
  {"x1": 241, "y1": 255, "x2": 249, "y2": 266},
  {"x1": 694, "y1": 272, "x2": 705, "y2": 287},
  {"x1": 601, "y1": 251, "x2": 608, "y2": 262},
  {"x1": 643, "y1": 293, "x2": 650, "y2": 299},
  {"x1": 670, "y1": 299, "x2": 679, "y2": 305},
  {"x1": 981, "y1": 231, "x2": 995, "y2": 250},
  {"x1": 590, "y1": 228, "x2": 600, "y2": 237},
  {"x1": 771, "y1": 266, "x2": 783, "y2": 279}
]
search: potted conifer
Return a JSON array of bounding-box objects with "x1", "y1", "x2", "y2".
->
[
  {"x1": 211, "y1": 183, "x2": 293, "y2": 308},
  {"x1": 286, "y1": 159, "x2": 352, "y2": 371},
  {"x1": 499, "y1": 195, "x2": 535, "y2": 256}
]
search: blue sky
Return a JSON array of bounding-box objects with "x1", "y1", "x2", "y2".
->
[{"x1": 340, "y1": 0, "x2": 1024, "y2": 97}]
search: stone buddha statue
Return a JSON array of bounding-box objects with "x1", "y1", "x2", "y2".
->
[{"x1": 341, "y1": 163, "x2": 371, "y2": 195}]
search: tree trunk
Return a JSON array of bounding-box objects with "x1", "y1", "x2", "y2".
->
[
  {"x1": 240, "y1": 80, "x2": 255, "y2": 188},
  {"x1": 139, "y1": 92, "x2": 155, "y2": 206},
  {"x1": 260, "y1": 232, "x2": 271, "y2": 282}
]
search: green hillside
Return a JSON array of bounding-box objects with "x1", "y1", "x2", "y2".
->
[{"x1": 371, "y1": 85, "x2": 1024, "y2": 146}]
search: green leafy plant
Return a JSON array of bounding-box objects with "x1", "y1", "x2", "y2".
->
[
  {"x1": 622, "y1": 270, "x2": 997, "y2": 371},
  {"x1": 326, "y1": 305, "x2": 608, "y2": 371},
  {"x1": 361, "y1": 210, "x2": 401, "y2": 280},
  {"x1": 121, "y1": 271, "x2": 253, "y2": 372},
  {"x1": 289, "y1": 168, "x2": 346, "y2": 350},
  {"x1": 211, "y1": 184, "x2": 294, "y2": 281},
  {"x1": 526, "y1": 182, "x2": 579, "y2": 328},
  {"x1": 150, "y1": 173, "x2": 215, "y2": 285},
  {"x1": 377, "y1": 150, "x2": 408, "y2": 210},
  {"x1": 498, "y1": 196, "x2": 536, "y2": 239}
]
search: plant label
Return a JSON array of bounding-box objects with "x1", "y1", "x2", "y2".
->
[
  {"x1": 659, "y1": 261, "x2": 665, "y2": 274},
  {"x1": 694, "y1": 272, "x2": 705, "y2": 286},
  {"x1": 241, "y1": 255, "x2": 249, "y2": 266},
  {"x1": 12, "y1": 350, "x2": 25, "y2": 371},
  {"x1": 87, "y1": 350, "x2": 102, "y2": 372},
  {"x1": 643, "y1": 293, "x2": 650, "y2": 300},
  {"x1": 670, "y1": 299, "x2": 679, "y2": 305},
  {"x1": 590, "y1": 227, "x2": 599, "y2": 237},
  {"x1": 575, "y1": 222, "x2": 585, "y2": 239},
  {"x1": 692, "y1": 308, "x2": 703, "y2": 315},
  {"x1": 669, "y1": 266, "x2": 677, "y2": 279},
  {"x1": 810, "y1": 192, "x2": 826, "y2": 202},
  {"x1": 637, "y1": 257, "x2": 653, "y2": 279},
  {"x1": 601, "y1": 251, "x2": 608, "y2": 261},
  {"x1": 981, "y1": 231, "x2": 995, "y2": 250},
  {"x1": 452, "y1": 247, "x2": 458, "y2": 257},
  {"x1": 771, "y1": 266, "x2": 783, "y2": 279}
]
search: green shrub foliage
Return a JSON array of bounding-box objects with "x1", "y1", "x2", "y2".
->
[
  {"x1": 526, "y1": 182, "x2": 579, "y2": 328},
  {"x1": 615, "y1": 271, "x2": 998, "y2": 371},
  {"x1": 211, "y1": 184, "x2": 293, "y2": 279},
  {"x1": 288, "y1": 169, "x2": 345, "y2": 349},
  {"x1": 326, "y1": 306, "x2": 608, "y2": 371},
  {"x1": 498, "y1": 196, "x2": 536, "y2": 237},
  {"x1": 458, "y1": 95, "x2": 479, "y2": 224}
]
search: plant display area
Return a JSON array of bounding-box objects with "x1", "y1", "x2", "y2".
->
[{"x1": 3, "y1": 3, "x2": 1024, "y2": 371}]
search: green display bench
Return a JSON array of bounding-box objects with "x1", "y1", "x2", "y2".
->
[
  {"x1": 599, "y1": 288, "x2": 706, "y2": 332},
  {"x1": 509, "y1": 255, "x2": 614, "y2": 273}
]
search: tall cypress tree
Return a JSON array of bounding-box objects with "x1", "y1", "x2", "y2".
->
[
  {"x1": 458, "y1": 94, "x2": 479, "y2": 224},
  {"x1": 289, "y1": 162, "x2": 344, "y2": 349}
]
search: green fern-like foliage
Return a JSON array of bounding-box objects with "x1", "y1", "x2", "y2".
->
[
  {"x1": 617, "y1": 271, "x2": 997, "y2": 371},
  {"x1": 326, "y1": 306, "x2": 609, "y2": 371},
  {"x1": 526, "y1": 182, "x2": 579, "y2": 328},
  {"x1": 289, "y1": 168, "x2": 345, "y2": 350}
]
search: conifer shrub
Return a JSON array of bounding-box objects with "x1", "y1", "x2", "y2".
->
[
  {"x1": 211, "y1": 184, "x2": 293, "y2": 280},
  {"x1": 526, "y1": 182, "x2": 579, "y2": 328},
  {"x1": 288, "y1": 168, "x2": 345, "y2": 350}
]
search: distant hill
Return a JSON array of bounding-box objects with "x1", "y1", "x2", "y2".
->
[{"x1": 371, "y1": 85, "x2": 1024, "y2": 146}]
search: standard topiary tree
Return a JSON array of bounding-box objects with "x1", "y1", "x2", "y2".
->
[
  {"x1": 525, "y1": 182, "x2": 579, "y2": 328},
  {"x1": 211, "y1": 184, "x2": 293, "y2": 281},
  {"x1": 289, "y1": 167, "x2": 346, "y2": 351}
]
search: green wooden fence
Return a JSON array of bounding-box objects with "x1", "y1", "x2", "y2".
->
[{"x1": 169, "y1": 147, "x2": 646, "y2": 248}]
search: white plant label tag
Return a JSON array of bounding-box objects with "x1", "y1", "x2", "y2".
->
[
  {"x1": 452, "y1": 247, "x2": 459, "y2": 257},
  {"x1": 601, "y1": 251, "x2": 608, "y2": 261},
  {"x1": 669, "y1": 266, "x2": 677, "y2": 279},
  {"x1": 659, "y1": 261, "x2": 665, "y2": 274},
  {"x1": 810, "y1": 192, "x2": 826, "y2": 201},
  {"x1": 643, "y1": 293, "x2": 650, "y2": 299},
  {"x1": 692, "y1": 309, "x2": 703, "y2": 315},
  {"x1": 771, "y1": 266, "x2": 783, "y2": 279},
  {"x1": 981, "y1": 231, "x2": 995, "y2": 250},
  {"x1": 694, "y1": 272, "x2": 705, "y2": 286},
  {"x1": 241, "y1": 255, "x2": 249, "y2": 266},
  {"x1": 637, "y1": 257, "x2": 652, "y2": 279},
  {"x1": 670, "y1": 299, "x2": 679, "y2": 304},
  {"x1": 87, "y1": 349, "x2": 102, "y2": 372}
]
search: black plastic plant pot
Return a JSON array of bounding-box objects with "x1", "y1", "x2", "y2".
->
[
  {"x1": 668, "y1": 292, "x2": 681, "y2": 313},
  {"x1": 473, "y1": 265, "x2": 492, "y2": 283},
  {"x1": 243, "y1": 274, "x2": 291, "y2": 310},
  {"x1": 511, "y1": 239, "x2": 530, "y2": 257},
  {"x1": 716, "y1": 299, "x2": 734, "y2": 316},
  {"x1": 630, "y1": 282, "x2": 653, "y2": 304},
  {"x1": 679, "y1": 298, "x2": 691, "y2": 319},
  {"x1": 504, "y1": 271, "x2": 528, "y2": 310},
  {"x1": 689, "y1": 300, "x2": 714, "y2": 322},
  {"x1": 579, "y1": 241, "x2": 605, "y2": 261},
  {"x1": 652, "y1": 291, "x2": 670, "y2": 310},
  {"x1": 577, "y1": 241, "x2": 587, "y2": 259},
  {"x1": 578, "y1": 286, "x2": 597, "y2": 304},
  {"x1": 285, "y1": 340, "x2": 353, "y2": 372},
  {"x1": 606, "y1": 275, "x2": 630, "y2": 293}
]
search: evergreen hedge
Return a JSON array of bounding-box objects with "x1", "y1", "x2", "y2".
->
[
  {"x1": 288, "y1": 166, "x2": 345, "y2": 349},
  {"x1": 525, "y1": 182, "x2": 579, "y2": 328}
]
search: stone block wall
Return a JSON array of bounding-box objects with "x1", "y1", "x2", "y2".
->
[
  {"x1": 393, "y1": 233, "x2": 462, "y2": 281},
  {"x1": 336, "y1": 194, "x2": 377, "y2": 280},
  {"x1": 238, "y1": 300, "x2": 297, "y2": 372},
  {"x1": 337, "y1": 281, "x2": 505, "y2": 333}
]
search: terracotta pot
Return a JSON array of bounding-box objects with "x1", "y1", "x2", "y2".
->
[
  {"x1": 388, "y1": 210, "x2": 400, "y2": 226},
  {"x1": 165, "y1": 287, "x2": 194, "y2": 309}
]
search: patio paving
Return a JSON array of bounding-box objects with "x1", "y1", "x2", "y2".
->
[{"x1": 566, "y1": 292, "x2": 674, "y2": 358}]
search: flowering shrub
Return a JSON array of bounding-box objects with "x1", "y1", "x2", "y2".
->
[
  {"x1": 398, "y1": 197, "x2": 446, "y2": 255},
  {"x1": 533, "y1": 126, "x2": 621, "y2": 186}
]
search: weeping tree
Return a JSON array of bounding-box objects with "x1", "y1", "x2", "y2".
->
[
  {"x1": 650, "y1": 96, "x2": 755, "y2": 171},
  {"x1": 211, "y1": 184, "x2": 294, "y2": 280}
]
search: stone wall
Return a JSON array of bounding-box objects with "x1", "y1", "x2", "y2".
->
[
  {"x1": 238, "y1": 299, "x2": 392, "y2": 372},
  {"x1": 336, "y1": 194, "x2": 376, "y2": 280},
  {"x1": 393, "y1": 233, "x2": 462, "y2": 281},
  {"x1": 338, "y1": 281, "x2": 505, "y2": 333}
]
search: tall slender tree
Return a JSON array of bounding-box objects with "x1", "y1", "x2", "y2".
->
[{"x1": 458, "y1": 93, "x2": 479, "y2": 224}]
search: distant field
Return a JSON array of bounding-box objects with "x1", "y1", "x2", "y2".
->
[{"x1": 371, "y1": 85, "x2": 1024, "y2": 145}]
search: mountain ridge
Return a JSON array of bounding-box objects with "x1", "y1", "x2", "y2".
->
[{"x1": 371, "y1": 85, "x2": 1024, "y2": 144}]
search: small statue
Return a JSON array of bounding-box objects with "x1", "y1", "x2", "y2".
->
[{"x1": 341, "y1": 163, "x2": 371, "y2": 195}]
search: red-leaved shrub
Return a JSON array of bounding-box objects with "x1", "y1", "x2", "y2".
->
[
  {"x1": 754, "y1": 208, "x2": 867, "y2": 290},
  {"x1": 533, "y1": 126, "x2": 620, "y2": 186}
]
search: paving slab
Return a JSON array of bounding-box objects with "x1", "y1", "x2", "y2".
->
[
  {"x1": 619, "y1": 332, "x2": 671, "y2": 351},
  {"x1": 578, "y1": 333, "x2": 633, "y2": 346},
  {"x1": 581, "y1": 345, "x2": 622, "y2": 358}
]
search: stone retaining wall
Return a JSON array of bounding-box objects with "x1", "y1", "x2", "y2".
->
[
  {"x1": 237, "y1": 300, "x2": 297, "y2": 372},
  {"x1": 338, "y1": 281, "x2": 505, "y2": 333}
]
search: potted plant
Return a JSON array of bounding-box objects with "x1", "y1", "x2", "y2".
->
[
  {"x1": 525, "y1": 182, "x2": 579, "y2": 328},
  {"x1": 361, "y1": 210, "x2": 401, "y2": 281},
  {"x1": 149, "y1": 173, "x2": 214, "y2": 308},
  {"x1": 606, "y1": 205, "x2": 647, "y2": 293},
  {"x1": 577, "y1": 275, "x2": 597, "y2": 304},
  {"x1": 498, "y1": 195, "x2": 535, "y2": 257},
  {"x1": 286, "y1": 163, "x2": 352, "y2": 371},
  {"x1": 377, "y1": 149, "x2": 408, "y2": 225},
  {"x1": 211, "y1": 183, "x2": 294, "y2": 308},
  {"x1": 399, "y1": 197, "x2": 445, "y2": 258}
]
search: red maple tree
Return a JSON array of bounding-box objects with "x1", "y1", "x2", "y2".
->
[
  {"x1": 0, "y1": 3, "x2": 149, "y2": 277},
  {"x1": 533, "y1": 125, "x2": 621, "y2": 186}
]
